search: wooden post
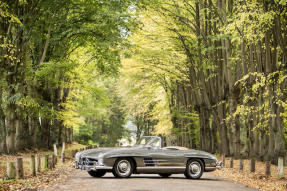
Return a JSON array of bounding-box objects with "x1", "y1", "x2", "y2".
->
[
  {"x1": 239, "y1": 159, "x2": 243, "y2": 171},
  {"x1": 44, "y1": 155, "x2": 49, "y2": 170},
  {"x1": 71, "y1": 150, "x2": 76, "y2": 157},
  {"x1": 250, "y1": 158, "x2": 255, "y2": 172},
  {"x1": 229, "y1": 157, "x2": 233, "y2": 168},
  {"x1": 221, "y1": 155, "x2": 225, "y2": 167},
  {"x1": 61, "y1": 142, "x2": 65, "y2": 154},
  {"x1": 30, "y1": 155, "x2": 36, "y2": 176},
  {"x1": 6, "y1": 162, "x2": 16, "y2": 179},
  {"x1": 265, "y1": 161, "x2": 271, "y2": 176},
  {"x1": 36, "y1": 155, "x2": 41, "y2": 173},
  {"x1": 48, "y1": 155, "x2": 53, "y2": 169},
  {"x1": 54, "y1": 154, "x2": 57, "y2": 165},
  {"x1": 52, "y1": 155, "x2": 55, "y2": 168},
  {"x1": 16, "y1": 158, "x2": 24, "y2": 179},
  {"x1": 61, "y1": 152, "x2": 65, "y2": 163},
  {"x1": 278, "y1": 157, "x2": 284, "y2": 179},
  {"x1": 53, "y1": 144, "x2": 58, "y2": 157},
  {"x1": 61, "y1": 142, "x2": 65, "y2": 163}
]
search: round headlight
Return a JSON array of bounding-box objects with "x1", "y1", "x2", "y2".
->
[{"x1": 98, "y1": 157, "x2": 103, "y2": 165}]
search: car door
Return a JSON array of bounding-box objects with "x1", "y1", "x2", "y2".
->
[{"x1": 143, "y1": 148, "x2": 184, "y2": 167}]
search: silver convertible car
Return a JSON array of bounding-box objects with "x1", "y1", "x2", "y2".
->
[{"x1": 75, "y1": 136, "x2": 222, "y2": 179}]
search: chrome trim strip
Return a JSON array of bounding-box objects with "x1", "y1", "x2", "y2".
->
[
  {"x1": 137, "y1": 166, "x2": 186, "y2": 170},
  {"x1": 94, "y1": 165, "x2": 113, "y2": 170},
  {"x1": 143, "y1": 160, "x2": 168, "y2": 162}
]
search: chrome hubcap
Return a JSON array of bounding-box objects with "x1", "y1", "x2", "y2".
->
[
  {"x1": 189, "y1": 161, "x2": 201, "y2": 177},
  {"x1": 117, "y1": 160, "x2": 131, "y2": 176}
]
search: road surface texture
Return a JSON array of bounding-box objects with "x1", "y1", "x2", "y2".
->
[{"x1": 42, "y1": 170, "x2": 258, "y2": 191}]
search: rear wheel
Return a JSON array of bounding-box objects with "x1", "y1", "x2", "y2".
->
[
  {"x1": 88, "y1": 170, "x2": 106, "y2": 177},
  {"x1": 112, "y1": 158, "x2": 134, "y2": 178},
  {"x1": 158, "y1": 173, "x2": 172, "y2": 178},
  {"x1": 184, "y1": 159, "x2": 204, "y2": 179}
]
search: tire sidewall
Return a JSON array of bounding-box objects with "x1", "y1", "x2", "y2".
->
[
  {"x1": 185, "y1": 159, "x2": 204, "y2": 179},
  {"x1": 113, "y1": 158, "x2": 134, "y2": 178}
]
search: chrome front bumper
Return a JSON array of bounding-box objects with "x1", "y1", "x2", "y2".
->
[
  {"x1": 205, "y1": 161, "x2": 223, "y2": 171},
  {"x1": 75, "y1": 161, "x2": 112, "y2": 171},
  {"x1": 94, "y1": 163, "x2": 113, "y2": 170}
]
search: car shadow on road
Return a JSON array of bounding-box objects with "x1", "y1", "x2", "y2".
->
[{"x1": 84, "y1": 176, "x2": 220, "y2": 181}]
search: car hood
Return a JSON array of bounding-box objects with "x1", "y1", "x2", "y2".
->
[
  {"x1": 75, "y1": 148, "x2": 112, "y2": 160},
  {"x1": 75, "y1": 147, "x2": 143, "y2": 160}
]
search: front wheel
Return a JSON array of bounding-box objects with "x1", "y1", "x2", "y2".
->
[
  {"x1": 88, "y1": 170, "x2": 106, "y2": 177},
  {"x1": 184, "y1": 159, "x2": 204, "y2": 179},
  {"x1": 112, "y1": 158, "x2": 134, "y2": 178},
  {"x1": 158, "y1": 173, "x2": 172, "y2": 178}
]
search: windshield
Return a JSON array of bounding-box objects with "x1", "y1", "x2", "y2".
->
[{"x1": 134, "y1": 136, "x2": 161, "y2": 148}]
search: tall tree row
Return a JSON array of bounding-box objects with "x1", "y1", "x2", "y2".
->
[
  {"x1": 0, "y1": 0, "x2": 136, "y2": 153},
  {"x1": 121, "y1": 0, "x2": 287, "y2": 161}
]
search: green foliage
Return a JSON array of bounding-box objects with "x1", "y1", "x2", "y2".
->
[
  {"x1": 0, "y1": 0, "x2": 140, "y2": 152},
  {"x1": 73, "y1": 78, "x2": 128, "y2": 146}
]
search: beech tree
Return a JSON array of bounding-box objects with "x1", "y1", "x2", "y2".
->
[
  {"x1": 0, "y1": 0, "x2": 137, "y2": 153},
  {"x1": 121, "y1": 0, "x2": 287, "y2": 162}
]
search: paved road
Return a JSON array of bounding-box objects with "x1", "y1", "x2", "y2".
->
[{"x1": 42, "y1": 170, "x2": 258, "y2": 191}]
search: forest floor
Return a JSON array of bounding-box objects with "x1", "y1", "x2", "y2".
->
[
  {"x1": 0, "y1": 143, "x2": 86, "y2": 191},
  {"x1": 213, "y1": 158, "x2": 287, "y2": 191}
]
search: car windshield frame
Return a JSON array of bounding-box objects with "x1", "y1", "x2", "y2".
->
[{"x1": 134, "y1": 136, "x2": 162, "y2": 148}]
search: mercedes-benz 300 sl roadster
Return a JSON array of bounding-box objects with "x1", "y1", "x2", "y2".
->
[{"x1": 75, "y1": 136, "x2": 222, "y2": 179}]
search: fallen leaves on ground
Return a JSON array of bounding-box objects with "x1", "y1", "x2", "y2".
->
[
  {"x1": 0, "y1": 160, "x2": 76, "y2": 191},
  {"x1": 213, "y1": 158, "x2": 287, "y2": 191},
  {"x1": 0, "y1": 143, "x2": 86, "y2": 191}
]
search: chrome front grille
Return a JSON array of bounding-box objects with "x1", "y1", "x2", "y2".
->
[{"x1": 80, "y1": 157, "x2": 98, "y2": 166}]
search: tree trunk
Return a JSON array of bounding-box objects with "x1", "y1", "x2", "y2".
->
[
  {"x1": 28, "y1": 115, "x2": 41, "y2": 149},
  {"x1": 6, "y1": 103, "x2": 17, "y2": 154},
  {"x1": 15, "y1": 113, "x2": 26, "y2": 151},
  {"x1": 211, "y1": 117, "x2": 218, "y2": 153},
  {"x1": 217, "y1": 103, "x2": 229, "y2": 155},
  {"x1": 199, "y1": 108, "x2": 211, "y2": 152},
  {"x1": 41, "y1": 118, "x2": 51, "y2": 148},
  {"x1": 0, "y1": 106, "x2": 7, "y2": 153}
]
